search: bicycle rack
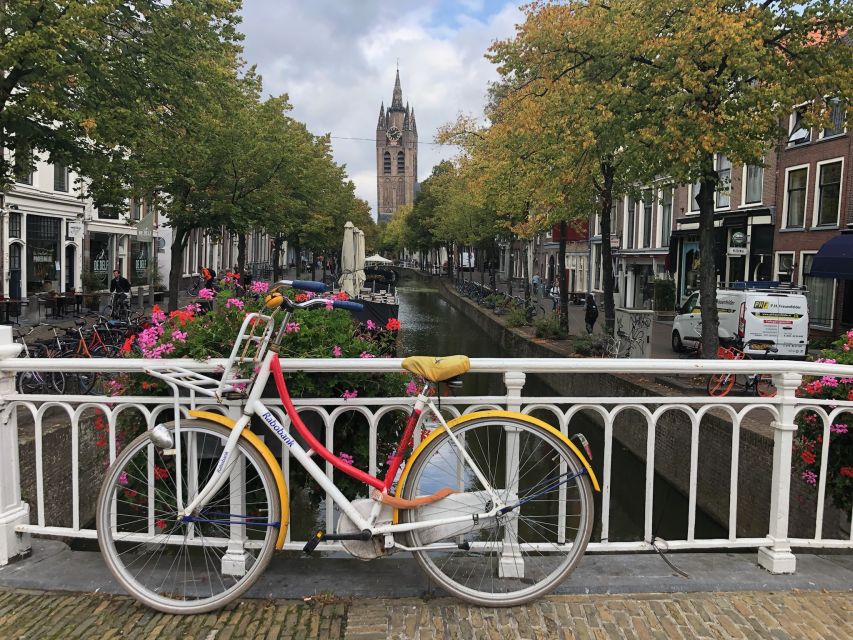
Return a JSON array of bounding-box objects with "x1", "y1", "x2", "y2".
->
[{"x1": 144, "y1": 311, "x2": 276, "y2": 399}]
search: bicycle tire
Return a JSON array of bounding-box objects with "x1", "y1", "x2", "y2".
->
[
  {"x1": 755, "y1": 374, "x2": 777, "y2": 398},
  {"x1": 60, "y1": 350, "x2": 98, "y2": 395},
  {"x1": 399, "y1": 414, "x2": 594, "y2": 607},
  {"x1": 707, "y1": 373, "x2": 736, "y2": 397},
  {"x1": 97, "y1": 420, "x2": 281, "y2": 614}
]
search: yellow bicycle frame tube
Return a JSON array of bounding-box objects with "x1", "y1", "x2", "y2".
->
[
  {"x1": 188, "y1": 410, "x2": 289, "y2": 549},
  {"x1": 393, "y1": 410, "x2": 600, "y2": 524}
]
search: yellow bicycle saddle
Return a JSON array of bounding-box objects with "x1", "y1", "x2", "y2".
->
[{"x1": 401, "y1": 355, "x2": 470, "y2": 382}]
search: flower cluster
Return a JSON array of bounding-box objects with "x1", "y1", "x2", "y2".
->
[{"x1": 793, "y1": 330, "x2": 853, "y2": 512}]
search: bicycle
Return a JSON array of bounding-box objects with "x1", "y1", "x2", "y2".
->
[
  {"x1": 96, "y1": 279, "x2": 598, "y2": 614},
  {"x1": 706, "y1": 345, "x2": 777, "y2": 397},
  {"x1": 13, "y1": 325, "x2": 66, "y2": 394}
]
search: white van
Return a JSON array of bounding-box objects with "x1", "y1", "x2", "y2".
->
[{"x1": 672, "y1": 285, "x2": 809, "y2": 358}]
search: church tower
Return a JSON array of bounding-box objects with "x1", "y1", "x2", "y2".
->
[{"x1": 376, "y1": 69, "x2": 417, "y2": 224}]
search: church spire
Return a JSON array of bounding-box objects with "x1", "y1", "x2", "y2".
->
[
  {"x1": 403, "y1": 103, "x2": 410, "y2": 130},
  {"x1": 411, "y1": 107, "x2": 417, "y2": 133},
  {"x1": 390, "y1": 69, "x2": 404, "y2": 111},
  {"x1": 377, "y1": 102, "x2": 386, "y2": 129}
]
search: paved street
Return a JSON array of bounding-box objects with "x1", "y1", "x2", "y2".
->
[{"x1": 1, "y1": 587, "x2": 851, "y2": 639}]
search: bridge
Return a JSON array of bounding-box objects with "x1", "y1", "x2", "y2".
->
[{"x1": 0, "y1": 324, "x2": 850, "y2": 636}]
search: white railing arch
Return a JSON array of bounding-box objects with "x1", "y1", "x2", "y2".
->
[{"x1": 0, "y1": 325, "x2": 851, "y2": 574}]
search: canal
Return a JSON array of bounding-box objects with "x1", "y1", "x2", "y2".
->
[{"x1": 395, "y1": 272, "x2": 725, "y2": 543}]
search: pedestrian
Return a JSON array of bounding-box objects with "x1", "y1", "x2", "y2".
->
[
  {"x1": 585, "y1": 293, "x2": 599, "y2": 334},
  {"x1": 532, "y1": 273, "x2": 541, "y2": 296},
  {"x1": 549, "y1": 280, "x2": 560, "y2": 311}
]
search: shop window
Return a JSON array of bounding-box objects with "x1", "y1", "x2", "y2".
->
[
  {"x1": 8, "y1": 212, "x2": 21, "y2": 238},
  {"x1": 744, "y1": 165, "x2": 763, "y2": 205},
  {"x1": 775, "y1": 252, "x2": 794, "y2": 283},
  {"x1": 26, "y1": 215, "x2": 60, "y2": 293},
  {"x1": 802, "y1": 254, "x2": 834, "y2": 330},
  {"x1": 815, "y1": 160, "x2": 842, "y2": 227},
  {"x1": 784, "y1": 167, "x2": 807, "y2": 228}
]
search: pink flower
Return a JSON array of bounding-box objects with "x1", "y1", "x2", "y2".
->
[
  {"x1": 285, "y1": 322, "x2": 300, "y2": 333},
  {"x1": 366, "y1": 320, "x2": 376, "y2": 330},
  {"x1": 151, "y1": 308, "x2": 166, "y2": 324},
  {"x1": 226, "y1": 298, "x2": 244, "y2": 310},
  {"x1": 816, "y1": 357, "x2": 837, "y2": 364},
  {"x1": 820, "y1": 375, "x2": 839, "y2": 388},
  {"x1": 339, "y1": 451, "x2": 354, "y2": 465},
  {"x1": 185, "y1": 303, "x2": 202, "y2": 313},
  {"x1": 325, "y1": 299, "x2": 334, "y2": 310},
  {"x1": 197, "y1": 288, "x2": 214, "y2": 300},
  {"x1": 830, "y1": 423, "x2": 848, "y2": 434},
  {"x1": 801, "y1": 470, "x2": 817, "y2": 486},
  {"x1": 342, "y1": 389, "x2": 358, "y2": 400},
  {"x1": 250, "y1": 281, "x2": 270, "y2": 295},
  {"x1": 405, "y1": 380, "x2": 418, "y2": 396},
  {"x1": 360, "y1": 351, "x2": 375, "y2": 359},
  {"x1": 171, "y1": 329, "x2": 187, "y2": 343},
  {"x1": 118, "y1": 471, "x2": 128, "y2": 486},
  {"x1": 332, "y1": 345, "x2": 342, "y2": 357}
]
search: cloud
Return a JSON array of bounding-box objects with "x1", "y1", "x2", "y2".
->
[{"x1": 239, "y1": 1, "x2": 521, "y2": 218}]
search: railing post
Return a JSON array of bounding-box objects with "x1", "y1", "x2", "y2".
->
[
  {"x1": 222, "y1": 402, "x2": 249, "y2": 576},
  {"x1": 758, "y1": 371, "x2": 801, "y2": 574},
  {"x1": 0, "y1": 325, "x2": 28, "y2": 565},
  {"x1": 500, "y1": 371, "x2": 526, "y2": 578}
]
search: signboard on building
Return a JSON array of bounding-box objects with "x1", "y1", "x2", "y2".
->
[
  {"x1": 136, "y1": 213, "x2": 155, "y2": 242},
  {"x1": 67, "y1": 222, "x2": 83, "y2": 237}
]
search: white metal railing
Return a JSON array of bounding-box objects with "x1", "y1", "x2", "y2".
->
[{"x1": 0, "y1": 325, "x2": 851, "y2": 574}]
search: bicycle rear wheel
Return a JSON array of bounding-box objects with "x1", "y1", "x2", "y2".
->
[
  {"x1": 755, "y1": 374, "x2": 777, "y2": 397},
  {"x1": 399, "y1": 414, "x2": 594, "y2": 607},
  {"x1": 707, "y1": 373, "x2": 736, "y2": 396},
  {"x1": 97, "y1": 420, "x2": 281, "y2": 614}
]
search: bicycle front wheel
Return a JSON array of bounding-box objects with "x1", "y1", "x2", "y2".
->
[
  {"x1": 707, "y1": 373, "x2": 736, "y2": 397},
  {"x1": 399, "y1": 414, "x2": 594, "y2": 607},
  {"x1": 97, "y1": 420, "x2": 281, "y2": 614}
]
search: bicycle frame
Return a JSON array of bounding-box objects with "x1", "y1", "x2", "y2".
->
[{"x1": 179, "y1": 349, "x2": 507, "y2": 541}]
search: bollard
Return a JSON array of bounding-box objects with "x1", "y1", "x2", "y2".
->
[
  {"x1": 0, "y1": 325, "x2": 29, "y2": 565},
  {"x1": 137, "y1": 286, "x2": 144, "y2": 309}
]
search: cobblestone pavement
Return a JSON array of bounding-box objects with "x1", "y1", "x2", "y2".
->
[{"x1": 1, "y1": 588, "x2": 851, "y2": 640}]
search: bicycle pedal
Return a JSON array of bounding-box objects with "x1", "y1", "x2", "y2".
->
[{"x1": 303, "y1": 530, "x2": 325, "y2": 554}]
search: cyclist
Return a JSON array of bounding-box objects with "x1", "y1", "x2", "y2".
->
[
  {"x1": 200, "y1": 265, "x2": 216, "y2": 289},
  {"x1": 109, "y1": 269, "x2": 131, "y2": 320}
]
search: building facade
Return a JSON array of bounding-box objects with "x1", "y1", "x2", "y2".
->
[{"x1": 376, "y1": 70, "x2": 418, "y2": 224}]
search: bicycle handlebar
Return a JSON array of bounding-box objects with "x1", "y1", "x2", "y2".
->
[
  {"x1": 279, "y1": 279, "x2": 328, "y2": 293},
  {"x1": 332, "y1": 300, "x2": 364, "y2": 312}
]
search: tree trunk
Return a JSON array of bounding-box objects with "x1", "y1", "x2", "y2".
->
[
  {"x1": 697, "y1": 156, "x2": 720, "y2": 359},
  {"x1": 237, "y1": 233, "x2": 247, "y2": 275},
  {"x1": 272, "y1": 236, "x2": 283, "y2": 282},
  {"x1": 506, "y1": 237, "x2": 514, "y2": 297},
  {"x1": 599, "y1": 161, "x2": 617, "y2": 334},
  {"x1": 168, "y1": 225, "x2": 189, "y2": 311},
  {"x1": 558, "y1": 221, "x2": 569, "y2": 333},
  {"x1": 522, "y1": 242, "x2": 531, "y2": 307},
  {"x1": 446, "y1": 243, "x2": 454, "y2": 281}
]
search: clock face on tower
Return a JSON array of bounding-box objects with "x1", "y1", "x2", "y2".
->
[{"x1": 386, "y1": 126, "x2": 401, "y2": 142}]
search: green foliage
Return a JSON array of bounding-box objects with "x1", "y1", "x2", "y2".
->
[
  {"x1": 534, "y1": 314, "x2": 566, "y2": 340},
  {"x1": 505, "y1": 307, "x2": 528, "y2": 328},
  {"x1": 81, "y1": 271, "x2": 107, "y2": 294},
  {"x1": 573, "y1": 335, "x2": 609, "y2": 357},
  {"x1": 794, "y1": 331, "x2": 853, "y2": 513},
  {"x1": 653, "y1": 279, "x2": 676, "y2": 312}
]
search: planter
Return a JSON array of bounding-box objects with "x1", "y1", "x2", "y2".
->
[{"x1": 84, "y1": 293, "x2": 102, "y2": 311}]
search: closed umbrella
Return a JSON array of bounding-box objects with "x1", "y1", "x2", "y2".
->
[
  {"x1": 355, "y1": 228, "x2": 366, "y2": 293},
  {"x1": 338, "y1": 222, "x2": 357, "y2": 297}
]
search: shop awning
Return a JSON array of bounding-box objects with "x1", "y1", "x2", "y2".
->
[{"x1": 810, "y1": 232, "x2": 853, "y2": 279}]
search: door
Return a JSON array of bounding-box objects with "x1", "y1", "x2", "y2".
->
[{"x1": 9, "y1": 244, "x2": 21, "y2": 299}]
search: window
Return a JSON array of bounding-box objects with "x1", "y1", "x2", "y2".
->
[
  {"x1": 744, "y1": 165, "x2": 763, "y2": 205},
  {"x1": 383, "y1": 151, "x2": 391, "y2": 175},
  {"x1": 593, "y1": 213, "x2": 601, "y2": 237},
  {"x1": 8, "y1": 212, "x2": 21, "y2": 239},
  {"x1": 131, "y1": 200, "x2": 143, "y2": 221},
  {"x1": 715, "y1": 154, "x2": 731, "y2": 208},
  {"x1": 53, "y1": 162, "x2": 68, "y2": 192},
  {"x1": 98, "y1": 205, "x2": 120, "y2": 220},
  {"x1": 821, "y1": 98, "x2": 845, "y2": 138},
  {"x1": 626, "y1": 197, "x2": 635, "y2": 249},
  {"x1": 13, "y1": 147, "x2": 33, "y2": 185},
  {"x1": 397, "y1": 151, "x2": 404, "y2": 174},
  {"x1": 815, "y1": 160, "x2": 842, "y2": 227},
  {"x1": 788, "y1": 106, "x2": 810, "y2": 145},
  {"x1": 775, "y1": 252, "x2": 794, "y2": 283},
  {"x1": 690, "y1": 179, "x2": 701, "y2": 212},
  {"x1": 593, "y1": 243, "x2": 602, "y2": 290},
  {"x1": 784, "y1": 167, "x2": 807, "y2": 228},
  {"x1": 660, "y1": 187, "x2": 672, "y2": 247},
  {"x1": 802, "y1": 253, "x2": 834, "y2": 330},
  {"x1": 642, "y1": 189, "x2": 652, "y2": 247}
]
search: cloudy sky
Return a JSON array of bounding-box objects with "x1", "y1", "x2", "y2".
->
[{"x1": 239, "y1": 1, "x2": 522, "y2": 219}]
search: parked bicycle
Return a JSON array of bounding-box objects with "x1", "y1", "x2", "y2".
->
[
  {"x1": 96, "y1": 279, "x2": 598, "y2": 614},
  {"x1": 707, "y1": 345, "x2": 777, "y2": 397},
  {"x1": 186, "y1": 273, "x2": 202, "y2": 296},
  {"x1": 13, "y1": 325, "x2": 65, "y2": 394}
]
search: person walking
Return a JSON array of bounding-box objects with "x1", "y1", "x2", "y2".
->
[
  {"x1": 532, "y1": 273, "x2": 541, "y2": 297},
  {"x1": 585, "y1": 293, "x2": 599, "y2": 334},
  {"x1": 549, "y1": 280, "x2": 560, "y2": 312}
]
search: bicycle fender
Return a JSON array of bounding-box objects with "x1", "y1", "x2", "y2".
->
[
  {"x1": 393, "y1": 410, "x2": 600, "y2": 524},
  {"x1": 188, "y1": 410, "x2": 289, "y2": 549}
]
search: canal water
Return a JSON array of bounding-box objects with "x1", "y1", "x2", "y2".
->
[{"x1": 395, "y1": 272, "x2": 725, "y2": 542}]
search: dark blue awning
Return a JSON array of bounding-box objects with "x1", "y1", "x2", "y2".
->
[{"x1": 809, "y1": 233, "x2": 853, "y2": 279}]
